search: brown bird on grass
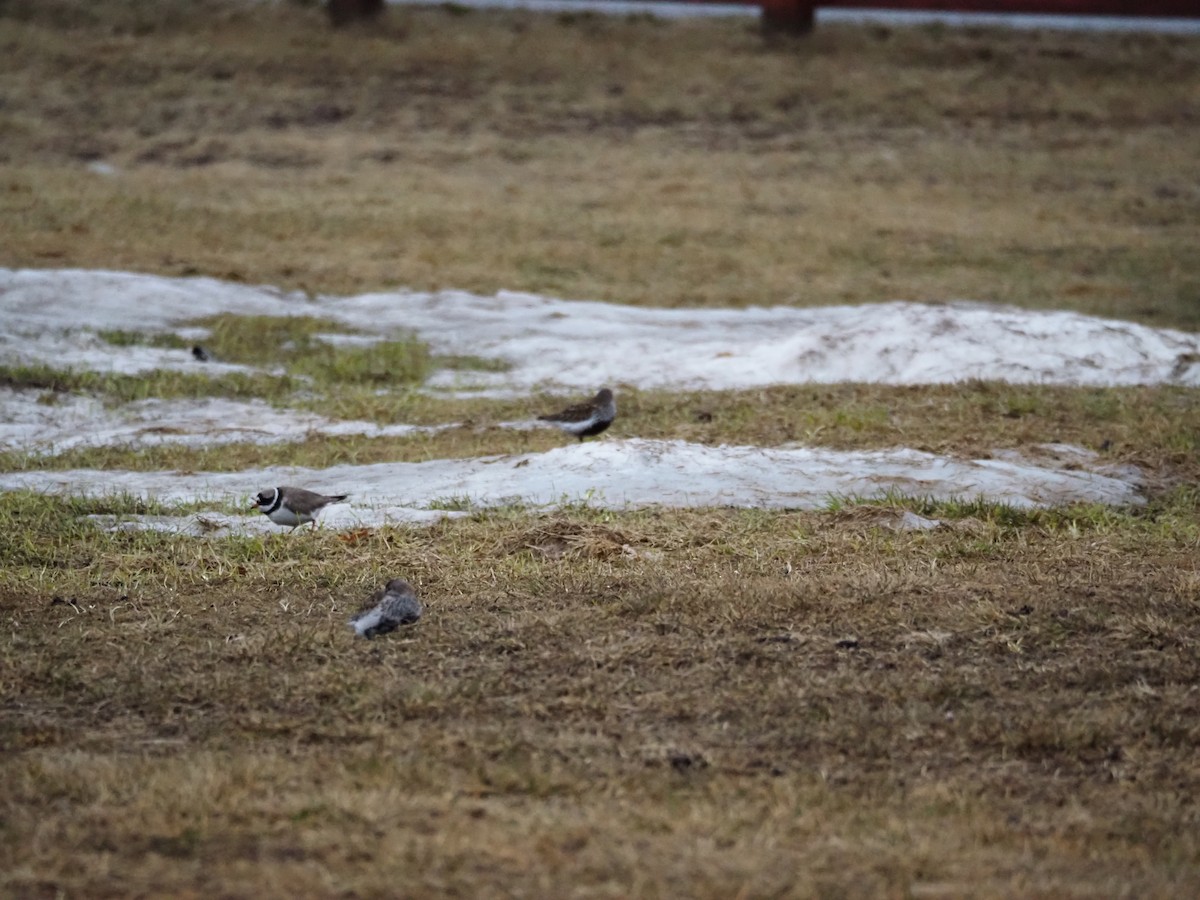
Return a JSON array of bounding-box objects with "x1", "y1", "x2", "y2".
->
[{"x1": 537, "y1": 388, "x2": 616, "y2": 441}]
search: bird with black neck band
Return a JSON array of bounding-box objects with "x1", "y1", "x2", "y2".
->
[{"x1": 250, "y1": 486, "x2": 348, "y2": 531}]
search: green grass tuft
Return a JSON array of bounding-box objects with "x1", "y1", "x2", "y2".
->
[
  {"x1": 97, "y1": 329, "x2": 190, "y2": 350},
  {"x1": 185, "y1": 313, "x2": 431, "y2": 387},
  {"x1": 0, "y1": 363, "x2": 296, "y2": 402},
  {"x1": 427, "y1": 495, "x2": 475, "y2": 511},
  {"x1": 433, "y1": 354, "x2": 513, "y2": 373},
  {"x1": 184, "y1": 314, "x2": 360, "y2": 365},
  {"x1": 293, "y1": 338, "x2": 430, "y2": 386}
]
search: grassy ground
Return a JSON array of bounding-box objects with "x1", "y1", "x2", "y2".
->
[
  {"x1": 3, "y1": 491, "x2": 1200, "y2": 897},
  {"x1": 2, "y1": 2, "x2": 1200, "y2": 897},
  {"x1": 1, "y1": 1, "x2": 1199, "y2": 326}
]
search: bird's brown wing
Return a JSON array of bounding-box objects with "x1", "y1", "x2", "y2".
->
[
  {"x1": 288, "y1": 488, "x2": 348, "y2": 512},
  {"x1": 539, "y1": 400, "x2": 594, "y2": 424}
]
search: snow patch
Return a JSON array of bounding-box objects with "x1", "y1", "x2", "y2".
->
[
  {"x1": 0, "y1": 329, "x2": 260, "y2": 377},
  {"x1": 3, "y1": 268, "x2": 1197, "y2": 390},
  {"x1": 86, "y1": 508, "x2": 466, "y2": 538},
  {"x1": 0, "y1": 389, "x2": 450, "y2": 455},
  {"x1": 0, "y1": 269, "x2": 1180, "y2": 526},
  {"x1": 0, "y1": 439, "x2": 1143, "y2": 537},
  {"x1": 891, "y1": 511, "x2": 944, "y2": 532}
]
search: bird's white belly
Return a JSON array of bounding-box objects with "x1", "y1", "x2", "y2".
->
[
  {"x1": 351, "y1": 608, "x2": 384, "y2": 637},
  {"x1": 267, "y1": 506, "x2": 306, "y2": 527},
  {"x1": 560, "y1": 414, "x2": 599, "y2": 435}
]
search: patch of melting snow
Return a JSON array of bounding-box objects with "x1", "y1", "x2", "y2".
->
[
  {"x1": 86, "y1": 508, "x2": 467, "y2": 538},
  {"x1": 0, "y1": 439, "x2": 1143, "y2": 536},
  {"x1": 423, "y1": 368, "x2": 516, "y2": 395},
  {"x1": 989, "y1": 442, "x2": 1144, "y2": 487},
  {"x1": 0, "y1": 389, "x2": 450, "y2": 454},
  {"x1": 1, "y1": 329, "x2": 261, "y2": 377},
  {"x1": 3, "y1": 268, "x2": 1198, "y2": 389},
  {"x1": 891, "y1": 511, "x2": 944, "y2": 532},
  {"x1": 0, "y1": 268, "x2": 1183, "y2": 526},
  {"x1": 86, "y1": 161, "x2": 120, "y2": 177}
]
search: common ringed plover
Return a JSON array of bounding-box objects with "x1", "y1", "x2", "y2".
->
[
  {"x1": 251, "y1": 486, "x2": 348, "y2": 530},
  {"x1": 349, "y1": 579, "x2": 423, "y2": 638},
  {"x1": 538, "y1": 387, "x2": 616, "y2": 441}
]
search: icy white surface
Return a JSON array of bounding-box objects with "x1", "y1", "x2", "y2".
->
[
  {"x1": 0, "y1": 268, "x2": 1186, "y2": 525},
  {"x1": 0, "y1": 439, "x2": 1143, "y2": 536},
  {"x1": 0, "y1": 269, "x2": 304, "y2": 332},
  {"x1": 891, "y1": 511, "x2": 944, "y2": 532},
  {"x1": 2, "y1": 268, "x2": 1198, "y2": 391},
  {"x1": 282, "y1": 290, "x2": 1200, "y2": 390},
  {"x1": 85, "y1": 508, "x2": 466, "y2": 538},
  {"x1": 0, "y1": 389, "x2": 449, "y2": 455},
  {"x1": 0, "y1": 329, "x2": 259, "y2": 377}
]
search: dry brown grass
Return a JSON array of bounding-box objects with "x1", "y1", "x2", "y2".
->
[
  {"x1": 3, "y1": 3, "x2": 1200, "y2": 897},
  {"x1": 3, "y1": 496, "x2": 1200, "y2": 897},
  {"x1": 1, "y1": 2, "x2": 1198, "y2": 325}
]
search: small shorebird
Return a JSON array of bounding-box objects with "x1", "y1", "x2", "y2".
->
[
  {"x1": 349, "y1": 579, "x2": 423, "y2": 639},
  {"x1": 537, "y1": 387, "x2": 616, "y2": 441},
  {"x1": 251, "y1": 486, "x2": 348, "y2": 530}
]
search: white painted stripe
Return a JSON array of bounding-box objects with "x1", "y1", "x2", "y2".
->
[{"x1": 384, "y1": 0, "x2": 1200, "y2": 33}]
